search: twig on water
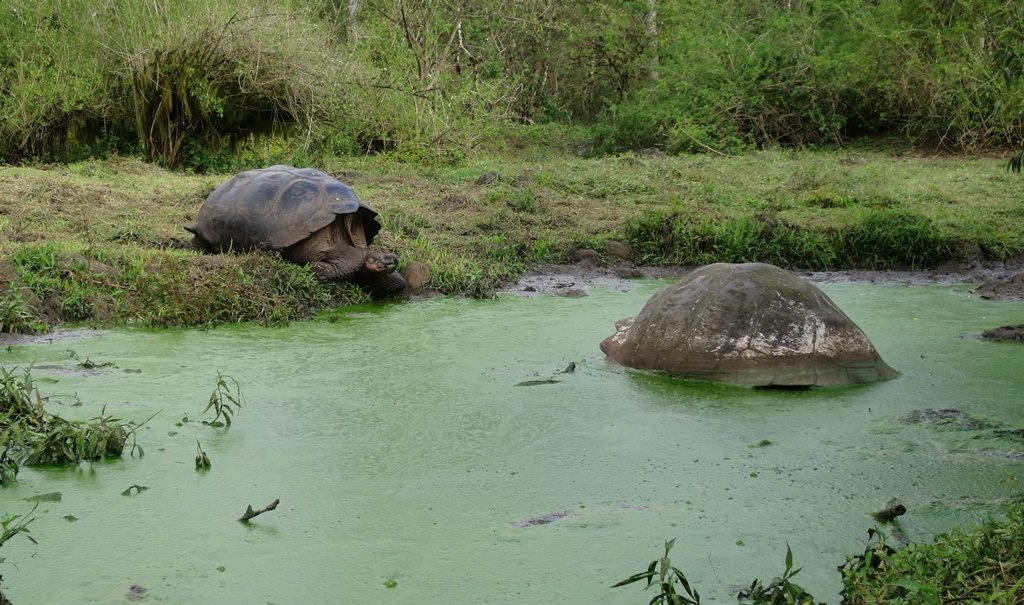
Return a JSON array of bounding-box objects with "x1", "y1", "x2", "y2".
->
[{"x1": 239, "y1": 498, "x2": 280, "y2": 522}]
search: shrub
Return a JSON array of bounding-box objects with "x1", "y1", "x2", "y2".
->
[
  {"x1": 624, "y1": 207, "x2": 955, "y2": 270},
  {"x1": 840, "y1": 501, "x2": 1024, "y2": 604}
]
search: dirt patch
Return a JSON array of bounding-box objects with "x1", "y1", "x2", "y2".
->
[{"x1": 508, "y1": 264, "x2": 690, "y2": 297}]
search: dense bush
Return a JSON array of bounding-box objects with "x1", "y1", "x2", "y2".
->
[
  {"x1": 592, "y1": 0, "x2": 1024, "y2": 154},
  {"x1": 0, "y1": 1, "x2": 344, "y2": 167},
  {"x1": 3, "y1": 0, "x2": 1024, "y2": 166}
]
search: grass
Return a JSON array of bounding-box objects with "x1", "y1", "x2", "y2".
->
[
  {"x1": 1, "y1": 143, "x2": 1023, "y2": 329},
  {"x1": 0, "y1": 367, "x2": 145, "y2": 483}
]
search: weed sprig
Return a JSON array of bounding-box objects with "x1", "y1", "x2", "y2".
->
[{"x1": 202, "y1": 373, "x2": 242, "y2": 428}]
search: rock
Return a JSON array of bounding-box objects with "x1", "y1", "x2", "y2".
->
[
  {"x1": 603, "y1": 239, "x2": 632, "y2": 260},
  {"x1": 614, "y1": 265, "x2": 643, "y2": 279},
  {"x1": 400, "y1": 261, "x2": 431, "y2": 294},
  {"x1": 557, "y1": 287, "x2": 587, "y2": 298},
  {"x1": 571, "y1": 249, "x2": 602, "y2": 267},
  {"x1": 600, "y1": 263, "x2": 898, "y2": 388}
]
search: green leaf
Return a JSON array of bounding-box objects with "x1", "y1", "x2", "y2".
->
[
  {"x1": 673, "y1": 569, "x2": 694, "y2": 597},
  {"x1": 612, "y1": 571, "x2": 656, "y2": 587}
]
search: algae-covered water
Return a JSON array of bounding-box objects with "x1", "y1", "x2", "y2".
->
[{"x1": 1, "y1": 282, "x2": 1023, "y2": 604}]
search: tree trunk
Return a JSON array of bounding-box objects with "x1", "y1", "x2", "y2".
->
[{"x1": 645, "y1": 0, "x2": 659, "y2": 81}]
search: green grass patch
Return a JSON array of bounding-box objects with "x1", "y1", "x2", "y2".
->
[
  {"x1": 626, "y1": 207, "x2": 959, "y2": 270},
  {"x1": 9, "y1": 243, "x2": 353, "y2": 327}
]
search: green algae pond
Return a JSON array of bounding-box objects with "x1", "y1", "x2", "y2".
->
[{"x1": 1, "y1": 281, "x2": 1023, "y2": 604}]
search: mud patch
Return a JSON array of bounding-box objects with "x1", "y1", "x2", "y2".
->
[
  {"x1": 511, "y1": 510, "x2": 574, "y2": 528},
  {"x1": 505, "y1": 260, "x2": 1024, "y2": 297},
  {"x1": 900, "y1": 408, "x2": 1024, "y2": 459},
  {"x1": 508, "y1": 264, "x2": 689, "y2": 297},
  {"x1": 899, "y1": 408, "x2": 998, "y2": 430},
  {"x1": 981, "y1": 324, "x2": 1024, "y2": 342},
  {"x1": 973, "y1": 271, "x2": 1024, "y2": 301},
  {"x1": 0, "y1": 328, "x2": 106, "y2": 347}
]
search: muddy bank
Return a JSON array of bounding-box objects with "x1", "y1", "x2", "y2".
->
[
  {"x1": 3, "y1": 260, "x2": 1021, "y2": 345},
  {"x1": 0, "y1": 328, "x2": 105, "y2": 347},
  {"x1": 505, "y1": 260, "x2": 1024, "y2": 297}
]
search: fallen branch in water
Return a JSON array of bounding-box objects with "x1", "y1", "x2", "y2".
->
[{"x1": 239, "y1": 498, "x2": 280, "y2": 522}]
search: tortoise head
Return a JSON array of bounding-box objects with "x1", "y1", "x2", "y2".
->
[{"x1": 363, "y1": 251, "x2": 399, "y2": 274}]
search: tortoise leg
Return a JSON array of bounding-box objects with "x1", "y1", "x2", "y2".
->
[
  {"x1": 303, "y1": 245, "x2": 368, "y2": 282},
  {"x1": 356, "y1": 269, "x2": 408, "y2": 300}
]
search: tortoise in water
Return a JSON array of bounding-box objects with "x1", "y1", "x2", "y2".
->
[
  {"x1": 186, "y1": 165, "x2": 406, "y2": 298},
  {"x1": 600, "y1": 263, "x2": 898, "y2": 388}
]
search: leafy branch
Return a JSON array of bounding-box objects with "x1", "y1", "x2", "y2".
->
[{"x1": 612, "y1": 538, "x2": 701, "y2": 605}]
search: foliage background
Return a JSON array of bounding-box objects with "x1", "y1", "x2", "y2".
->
[{"x1": 3, "y1": 0, "x2": 1024, "y2": 169}]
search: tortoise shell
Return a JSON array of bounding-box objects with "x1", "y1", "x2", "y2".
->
[{"x1": 185, "y1": 165, "x2": 381, "y2": 251}]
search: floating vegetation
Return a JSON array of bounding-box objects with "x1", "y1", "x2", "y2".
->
[
  {"x1": 0, "y1": 367, "x2": 146, "y2": 483},
  {"x1": 201, "y1": 373, "x2": 242, "y2": 428}
]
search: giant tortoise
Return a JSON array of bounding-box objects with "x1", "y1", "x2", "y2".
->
[
  {"x1": 186, "y1": 165, "x2": 406, "y2": 299},
  {"x1": 600, "y1": 263, "x2": 898, "y2": 387}
]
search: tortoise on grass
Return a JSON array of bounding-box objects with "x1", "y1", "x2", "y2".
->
[{"x1": 186, "y1": 165, "x2": 406, "y2": 299}]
